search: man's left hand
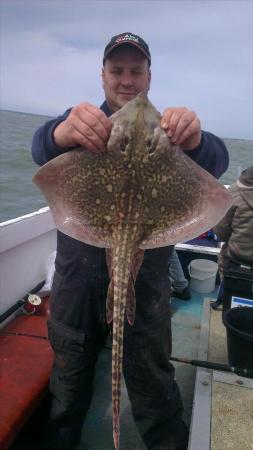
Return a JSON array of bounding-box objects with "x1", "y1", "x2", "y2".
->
[{"x1": 161, "y1": 107, "x2": 201, "y2": 151}]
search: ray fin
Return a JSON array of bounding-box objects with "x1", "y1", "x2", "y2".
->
[
  {"x1": 106, "y1": 249, "x2": 144, "y2": 326},
  {"x1": 126, "y1": 249, "x2": 144, "y2": 325}
]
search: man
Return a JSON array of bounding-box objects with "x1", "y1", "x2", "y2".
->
[{"x1": 32, "y1": 32, "x2": 229, "y2": 450}]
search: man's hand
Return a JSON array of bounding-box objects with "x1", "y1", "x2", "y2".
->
[
  {"x1": 53, "y1": 103, "x2": 112, "y2": 152},
  {"x1": 161, "y1": 107, "x2": 201, "y2": 151}
]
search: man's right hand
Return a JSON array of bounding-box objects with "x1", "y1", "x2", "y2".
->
[{"x1": 53, "y1": 103, "x2": 112, "y2": 152}]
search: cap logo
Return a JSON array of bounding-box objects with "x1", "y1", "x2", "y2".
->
[
  {"x1": 116, "y1": 34, "x2": 139, "y2": 44},
  {"x1": 103, "y1": 32, "x2": 151, "y2": 65}
]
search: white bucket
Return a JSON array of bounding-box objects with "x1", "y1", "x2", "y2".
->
[{"x1": 188, "y1": 259, "x2": 218, "y2": 293}]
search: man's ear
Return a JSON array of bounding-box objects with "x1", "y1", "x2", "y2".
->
[
  {"x1": 147, "y1": 70, "x2": 151, "y2": 92},
  {"x1": 101, "y1": 66, "x2": 105, "y2": 88}
]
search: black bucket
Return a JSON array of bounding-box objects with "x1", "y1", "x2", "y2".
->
[{"x1": 222, "y1": 307, "x2": 253, "y2": 370}]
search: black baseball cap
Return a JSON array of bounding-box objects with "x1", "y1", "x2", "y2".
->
[{"x1": 103, "y1": 32, "x2": 151, "y2": 65}]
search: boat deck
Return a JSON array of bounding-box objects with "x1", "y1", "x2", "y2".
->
[
  {"x1": 8, "y1": 287, "x2": 253, "y2": 450},
  {"x1": 189, "y1": 299, "x2": 253, "y2": 450},
  {"x1": 80, "y1": 290, "x2": 209, "y2": 450},
  {"x1": 10, "y1": 288, "x2": 215, "y2": 450}
]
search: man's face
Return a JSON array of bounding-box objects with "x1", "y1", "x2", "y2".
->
[{"x1": 102, "y1": 46, "x2": 151, "y2": 113}]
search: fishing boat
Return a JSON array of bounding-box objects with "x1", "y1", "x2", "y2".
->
[{"x1": 1, "y1": 207, "x2": 253, "y2": 450}]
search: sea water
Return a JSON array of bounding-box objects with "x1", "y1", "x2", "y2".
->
[{"x1": 0, "y1": 109, "x2": 252, "y2": 222}]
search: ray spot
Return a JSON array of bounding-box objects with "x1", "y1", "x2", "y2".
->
[{"x1": 152, "y1": 188, "x2": 158, "y2": 198}]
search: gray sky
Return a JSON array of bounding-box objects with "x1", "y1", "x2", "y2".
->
[{"x1": 1, "y1": 0, "x2": 253, "y2": 139}]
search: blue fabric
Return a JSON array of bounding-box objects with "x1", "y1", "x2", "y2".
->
[{"x1": 168, "y1": 248, "x2": 188, "y2": 291}]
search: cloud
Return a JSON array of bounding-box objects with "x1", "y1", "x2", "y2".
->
[
  {"x1": 1, "y1": 0, "x2": 253, "y2": 139},
  {"x1": 1, "y1": 29, "x2": 102, "y2": 111}
]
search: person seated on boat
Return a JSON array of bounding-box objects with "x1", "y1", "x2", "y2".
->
[
  {"x1": 31, "y1": 32, "x2": 229, "y2": 450},
  {"x1": 168, "y1": 248, "x2": 191, "y2": 300},
  {"x1": 211, "y1": 165, "x2": 253, "y2": 310}
]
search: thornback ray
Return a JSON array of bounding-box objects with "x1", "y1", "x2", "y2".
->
[{"x1": 33, "y1": 92, "x2": 232, "y2": 450}]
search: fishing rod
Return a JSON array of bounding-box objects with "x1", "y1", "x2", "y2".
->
[
  {"x1": 170, "y1": 355, "x2": 253, "y2": 379},
  {"x1": 102, "y1": 345, "x2": 253, "y2": 378},
  {"x1": 1, "y1": 333, "x2": 252, "y2": 379}
]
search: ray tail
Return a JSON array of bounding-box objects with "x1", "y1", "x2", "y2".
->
[{"x1": 110, "y1": 230, "x2": 137, "y2": 450}]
